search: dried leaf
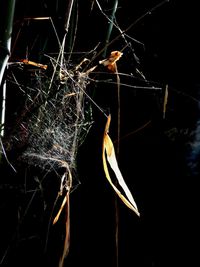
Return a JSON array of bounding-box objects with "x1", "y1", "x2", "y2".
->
[
  {"x1": 99, "y1": 51, "x2": 123, "y2": 73},
  {"x1": 59, "y1": 192, "x2": 70, "y2": 267},
  {"x1": 53, "y1": 195, "x2": 67, "y2": 225},
  {"x1": 53, "y1": 168, "x2": 72, "y2": 225},
  {"x1": 53, "y1": 169, "x2": 72, "y2": 267},
  {"x1": 21, "y1": 59, "x2": 48, "y2": 70},
  {"x1": 102, "y1": 115, "x2": 140, "y2": 216}
]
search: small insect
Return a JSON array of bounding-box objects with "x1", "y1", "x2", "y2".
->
[{"x1": 99, "y1": 50, "x2": 123, "y2": 72}]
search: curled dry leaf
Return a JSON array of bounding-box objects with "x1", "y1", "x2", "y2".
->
[
  {"x1": 102, "y1": 114, "x2": 140, "y2": 216},
  {"x1": 99, "y1": 50, "x2": 123, "y2": 72}
]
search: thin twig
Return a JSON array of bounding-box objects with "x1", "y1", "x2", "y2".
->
[{"x1": 0, "y1": 138, "x2": 17, "y2": 172}]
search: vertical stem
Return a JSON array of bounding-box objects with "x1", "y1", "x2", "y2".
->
[
  {"x1": 116, "y1": 65, "x2": 120, "y2": 157},
  {"x1": 102, "y1": 2, "x2": 120, "y2": 264},
  {"x1": 103, "y1": 0, "x2": 118, "y2": 57},
  {"x1": 101, "y1": 1, "x2": 121, "y2": 261},
  {"x1": 64, "y1": 0, "x2": 75, "y2": 33},
  {"x1": 115, "y1": 63, "x2": 120, "y2": 267},
  {"x1": 1, "y1": 78, "x2": 7, "y2": 137},
  {"x1": 0, "y1": 0, "x2": 16, "y2": 86},
  {"x1": 0, "y1": 0, "x2": 16, "y2": 138},
  {"x1": 115, "y1": 195, "x2": 119, "y2": 267}
]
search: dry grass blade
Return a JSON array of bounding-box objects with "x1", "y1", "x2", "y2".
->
[
  {"x1": 163, "y1": 84, "x2": 168, "y2": 119},
  {"x1": 102, "y1": 115, "x2": 140, "y2": 216},
  {"x1": 53, "y1": 195, "x2": 67, "y2": 225},
  {"x1": 59, "y1": 192, "x2": 70, "y2": 267},
  {"x1": 52, "y1": 165, "x2": 72, "y2": 266},
  {"x1": 20, "y1": 59, "x2": 48, "y2": 70}
]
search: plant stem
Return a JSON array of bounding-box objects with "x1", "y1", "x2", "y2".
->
[
  {"x1": 103, "y1": 2, "x2": 120, "y2": 265},
  {"x1": 103, "y1": 0, "x2": 118, "y2": 57},
  {"x1": 115, "y1": 63, "x2": 120, "y2": 267},
  {"x1": 0, "y1": 0, "x2": 16, "y2": 138},
  {"x1": 0, "y1": 0, "x2": 16, "y2": 86},
  {"x1": 64, "y1": 0, "x2": 75, "y2": 33}
]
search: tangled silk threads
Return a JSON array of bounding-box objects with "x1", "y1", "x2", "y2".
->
[{"x1": 8, "y1": 58, "x2": 93, "y2": 173}]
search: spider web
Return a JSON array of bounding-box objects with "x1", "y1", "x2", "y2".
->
[{"x1": 6, "y1": 56, "x2": 93, "y2": 177}]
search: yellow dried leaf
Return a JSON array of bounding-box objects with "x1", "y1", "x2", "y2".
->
[
  {"x1": 102, "y1": 115, "x2": 140, "y2": 216},
  {"x1": 59, "y1": 192, "x2": 70, "y2": 267},
  {"x1": 53, "y1": 195, "x2": 67, "y2": 225}
]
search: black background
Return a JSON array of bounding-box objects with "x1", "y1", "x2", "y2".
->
[{"x1": 1, "y1": 1, "x2": 199, "y2": 267}]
